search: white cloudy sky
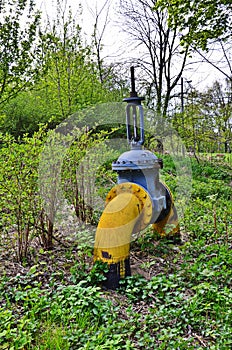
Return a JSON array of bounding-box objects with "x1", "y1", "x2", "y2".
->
[{"x1": 37, "y1": 0, "x2": 122, "y2": 54}]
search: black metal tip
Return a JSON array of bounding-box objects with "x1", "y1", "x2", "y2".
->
[
  {"x1": 123, "y1": 66, "x2": 145, "y2": 104},
  {"x1": 130, "y1": 66, "x2": 136, "y2": 96}
]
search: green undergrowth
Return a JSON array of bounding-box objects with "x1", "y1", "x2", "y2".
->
[{"x1": 0, "y1": 157, "x2": 232, "y2": 349}]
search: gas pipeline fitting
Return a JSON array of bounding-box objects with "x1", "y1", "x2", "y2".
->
[{"x1": 94, "y1": 67, "x2": 180, "y2": 290}]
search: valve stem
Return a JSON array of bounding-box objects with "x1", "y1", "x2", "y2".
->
[
  {"x1": 123, "y1": 66, "x2": 145, "y2": 146},
  {"x1": 130, "y1": 66, "x2": 137, "y2": 97}
]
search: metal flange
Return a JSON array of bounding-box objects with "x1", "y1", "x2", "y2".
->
[{"x1": 105, "y1": 182, "x2": 153, "y2": 232}]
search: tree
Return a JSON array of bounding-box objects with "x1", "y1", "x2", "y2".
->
[
  {"x1": 172, "y1": 86, "x2": 206, "y2": 153},
  {"x1": 157, "y1": 0, "x2": 232, "y2": 50},
  {"x1": 118, "y1": 0, "x2": 189, "y2": 118},
  {"x1": 172, "y1": 79, "x2": 232, "y2": 154},
  {"x1": 0, "y1": 0, "x2": 42, "y2": 105},
  {"x1": 201, "y1": 80, "x2": 232, "y2": 153},
  {"x1": 38, "y1": 0, "x2": 128, "y2": 119},
  {"x1": 87, "y1": 0, "x2": 112, "y2": 84},
  {"x1": 0, "y1": 0, "x2": 126, "y2": 137},
  {"x1": 193, "y1": 38, "x2": 232, "y2": 82}
]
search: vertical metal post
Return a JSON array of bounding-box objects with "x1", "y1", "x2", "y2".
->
[{"x1": 130, "y1": 66, "x2": 137, "y2": 97}]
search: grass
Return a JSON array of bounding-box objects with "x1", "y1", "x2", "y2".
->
[
  {"x1": 33, "y1": 321, "x2": 69, "y2": 349},
  {"x1": 0, "y1": 157, "x2": 231, "y2": 349}
]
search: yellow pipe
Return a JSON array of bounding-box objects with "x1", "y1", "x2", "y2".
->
[
  {"x1": 93, "y1": 182, "x2": 180, "y2": 288},
  {"x1": 152, "y1": 205, "x2": 180, "y2": 236},
  {"x1": 94, "y1": 192, "x2": 141, "y2": 264},
  {"x1": 94, "y1": 182, "x2": 153, "y2": 267},
  {"x1": 152, "y1": 184, "x2": 180, "y2": 238}
]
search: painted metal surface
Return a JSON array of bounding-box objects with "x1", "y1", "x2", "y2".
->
[{"x1": 93, "y1": 67, "x2": 180, "y2": 289}]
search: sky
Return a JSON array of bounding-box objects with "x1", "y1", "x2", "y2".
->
[
  {"x1": 37, "y1": 0, "x2": 132, "y2": 71},
  {"x1": 37, "y1": 0, "x2": 121, "y2": 54},
  {"x1": 36, "y1": 0, "x2": 228, "y2": 92}
]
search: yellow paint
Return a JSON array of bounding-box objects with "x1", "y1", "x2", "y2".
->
[
  {"x1": 94, "y1": 182, "x2": 152, "y2": 264},
  {"x1": 152, "y1": 184, "x2": 180, "y2": 237},
  {"x1": 94, "y1": 181, "x2": 180, "y2": 275}
]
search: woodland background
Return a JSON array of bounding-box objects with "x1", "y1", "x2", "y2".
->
[{"x1": 0, "y1": 1, "x2": 231, "y2": 349}]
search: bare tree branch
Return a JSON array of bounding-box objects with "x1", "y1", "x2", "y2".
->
[{"x1": 118, "y1": 0, "x2": 190, "y2": 118}]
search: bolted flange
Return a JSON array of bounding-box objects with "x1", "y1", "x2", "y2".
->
[{"x1": 105, "y1": 182, "x2": 153, "y2": 232}]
